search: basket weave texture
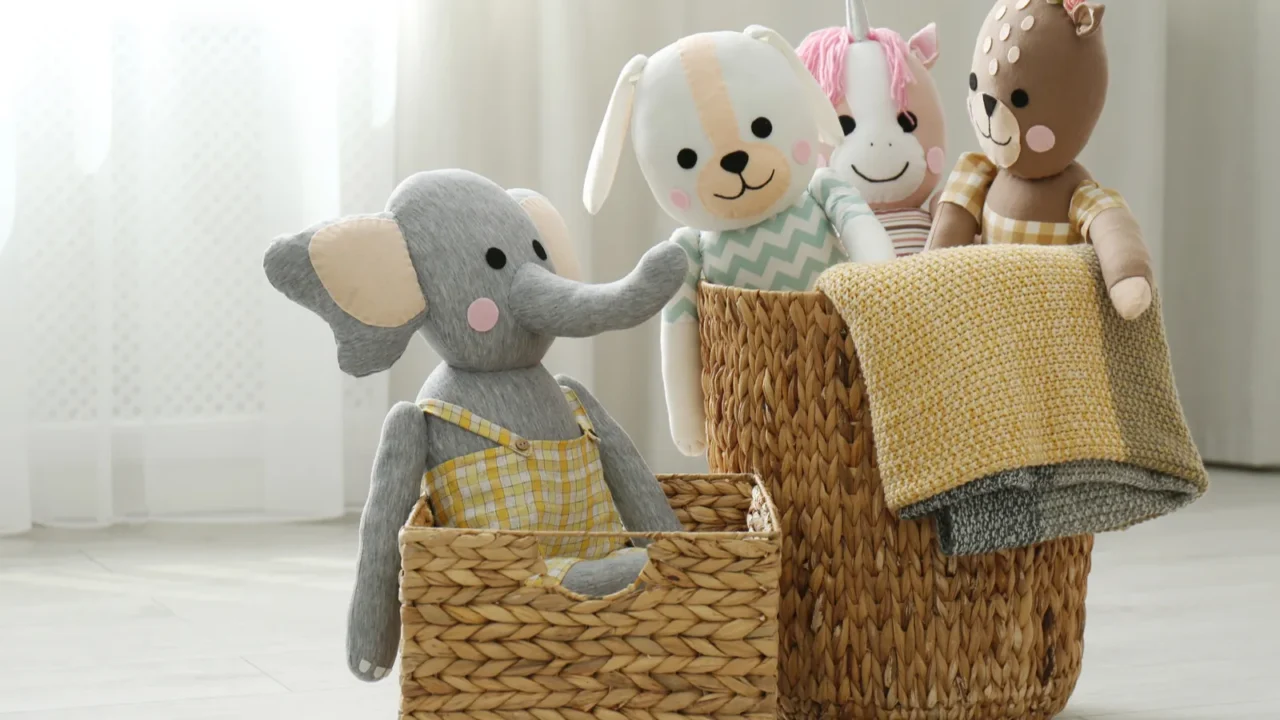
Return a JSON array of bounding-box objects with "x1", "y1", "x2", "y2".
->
[
  {"x1": 398, "y1": 473, "x2": 782, "y2": 720},
  {"x1": 698, "y1": 282, "x2": 1093, "y2": 720}
]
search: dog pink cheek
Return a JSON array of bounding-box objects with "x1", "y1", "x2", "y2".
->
[
  {"x1": 927, "y1": 147, "x2": 946, "y2": 174},
  {"x1": 792, "y1": 140, "x2": 812, "y2": 165},
  {"x1": 1027, "y1": 125, "x2": 1057, "y2": 153},
  {"x1": 467, "y1": 298, "x2": 500, "y2": 333},
  {"x1": 669, "y1": 190, "x2": 691, "y2": 210}
]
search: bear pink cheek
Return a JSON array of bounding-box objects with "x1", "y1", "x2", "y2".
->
[
  {"x1": 792, "y1": 140, "x2": 812, "y2": 165},
  {"x1": 1027, "y1": 125, "x2": 1057, "y2": 153},
  {"x1": 669, "y1": 189, "x2": 690, "y2": 210},
  {"x1": 927, "y1": 147, "x2": 946, "y2": 174},
  {"x1": 467, "y1": 298, "x2": 500, "y2": 333}
]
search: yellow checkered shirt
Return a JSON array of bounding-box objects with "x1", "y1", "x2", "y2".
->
[
  {"x1": 938, "y1": 151, "x2": 1128, "y2": 246},
  {"x1": 419, "y1": 387, "x2": 631, "y2": 583}
]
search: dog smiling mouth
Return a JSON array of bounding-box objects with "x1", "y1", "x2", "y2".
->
[
  {"x1": 851, "y1": 162, "x2": 910, "y2": 183},
  {"x1": 713, "y1": 170, "x2": 776, "y2": 200}
]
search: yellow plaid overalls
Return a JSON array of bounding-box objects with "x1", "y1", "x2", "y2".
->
[{"x1": 419, "y1": 387, "x2": 636, "y2": 583}]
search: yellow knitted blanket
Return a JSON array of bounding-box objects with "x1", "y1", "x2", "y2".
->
[{"x1": 817, "y1": 244, "x2": 1208, "y2": 555}]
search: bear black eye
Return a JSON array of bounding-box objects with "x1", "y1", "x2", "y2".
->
[
  {"x1": 532, "y1": 239, "x2": 547, "y2": 261},
  {"x1": 839, "y1": 115, "x2": 856, "y2": 136},
  {"x1": 751, "y1": 116, "x2": 773, "y2": 138},
  {"x1": 1011, "y1": 89, "x2": 1030, "y2": 108},
  {"x1": 485, "y1": 248, "x2": 507, "y2": 269},
  {"x1": 677, "y1": 148, "x2": 698, "y2": 169},
  {"x1": 969, "y1": 72, "x2": 978, "y2": 91},
  {"x1": 897, "y1": 111, "x2": 919, "y2": 133}
]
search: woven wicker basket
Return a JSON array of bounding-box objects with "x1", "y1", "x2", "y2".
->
[
  {"x1": 398, "y1": 473, "x2": 782, "y2": 720},
  {"x1": 698, "y1": 283, "x2": 1093, "y2": 720}
]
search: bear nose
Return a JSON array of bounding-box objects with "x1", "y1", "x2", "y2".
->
[
  {"x1": 982, "y1": 94, "x2": 998, "y2": 118},
  {"x1": 719, "y1": 150, "x2": 750, "y2": 174}
]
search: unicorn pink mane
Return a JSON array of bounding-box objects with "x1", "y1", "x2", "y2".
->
[{"x1": 796, "y1": 26, "x2": 915, "y2": 112}]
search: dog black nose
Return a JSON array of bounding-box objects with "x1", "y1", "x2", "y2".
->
[
  {"x1": 982, "y1": 94, "x2": 998, "y2": 118},
  {"x1": 719, "y1": 150, "x2": 750, "y2": 174}
]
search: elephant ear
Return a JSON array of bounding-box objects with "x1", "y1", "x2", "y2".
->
[
  {"x1": 263, "y1": 213, "x2": 427, "y2": 377},
  {"x1": 508, "y1": 189, "x2": 582, "y2": 282}
]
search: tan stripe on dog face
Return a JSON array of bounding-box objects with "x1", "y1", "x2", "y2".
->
[{"x1": 677, "y1": 35, "x2": 740, "y2": 152}]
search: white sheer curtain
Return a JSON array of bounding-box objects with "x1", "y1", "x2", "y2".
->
[{"x1": 0, "y1": 1, "x2": 399, "y2": 534}]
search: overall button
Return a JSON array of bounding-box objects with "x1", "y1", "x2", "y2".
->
[{"x1": 513, "y1": 438, "x2": 531, "y2": 452}]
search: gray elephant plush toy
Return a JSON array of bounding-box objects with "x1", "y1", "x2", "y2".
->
[{"x1": 263, "y1": 169, "x2": 686, "y2": 683}]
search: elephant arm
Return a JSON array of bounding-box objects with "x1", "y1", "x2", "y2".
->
[
  {"x1": 661, "y1": 227, "x2": 708, "y2": 457},
  {"x1": 346, "y1": 401, "x2": 429, "y2": 683},
  {"x1": 810, "y1": 168, "x2": 895, "y2": 263},
  {"x1": 555, "y1": 374, "x2": 683, "y2": 544}
]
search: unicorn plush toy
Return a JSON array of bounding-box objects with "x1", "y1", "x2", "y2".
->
[{"x1": 798, "y1": 0, "x2": 947, "y2": 257}]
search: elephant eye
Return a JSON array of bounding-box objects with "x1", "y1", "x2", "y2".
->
[
  {"x1": 532, "y1": 239, "x2": 547, "y2": 261},
  {"x1": 485, "y1": 248, "x2": 507, "y2": 269},
  {"x1": 839, "y1": 115, "x2": 856, "y2": 136},
  {"x1": 1011, "y1": 89, "x2": 1030, "y2": 108},
  {"x1": 897, "y1": 112, "x2": 919, "y2": 133},
  {"x1": 677, "y1": 148, "x2": 698, "y2": 169}
]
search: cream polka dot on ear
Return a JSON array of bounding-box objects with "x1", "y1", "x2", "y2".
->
[
  {"x1": 1022, "y1": 15, "x2": 1036, "y2": 31},
  {"x1": 1000, "y1": 23, "x2": 1012, "y2": 40},
  {"x1": 1008, "y1": 46, "x2": 1021, "y2": 63},
  {"x1": 1016, "y1": 0, "x2": 1032, "y2": 9},
  {"x1": 995, "y1": 4, "x2": 1008, "y2": 19},
  {"x1": 989, "y1": 58, "x2": 999, "y2": 76},
  {"x1": 984, "y1": 37, "x2": 994, "y2": 53}
]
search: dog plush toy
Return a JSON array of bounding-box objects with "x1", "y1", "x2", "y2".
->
[
  {"x1": 798, "y1": 0, "x2": 947, "y2": 257},
  {"x1": 927, "y1": 0, "x2": 1153, "y2": 320},
  {"x1": 264, "y1": 170, "x2": 685, "y2": 682},
  {"x1": 584, "y1": 26, "x2": 894, "y2": 456}
]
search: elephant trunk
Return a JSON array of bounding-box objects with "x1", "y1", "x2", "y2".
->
[{"x1": 510, "y1": 241, "x2": 687, "y2": 338}]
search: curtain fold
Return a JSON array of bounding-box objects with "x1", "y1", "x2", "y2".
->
[{"x1": 0, "y1": 2, "x2": 399, "y2": 534}]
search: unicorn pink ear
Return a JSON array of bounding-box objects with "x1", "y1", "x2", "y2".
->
[{"x1": 909, "y1": 23, "x2": 939, "y2": 69}]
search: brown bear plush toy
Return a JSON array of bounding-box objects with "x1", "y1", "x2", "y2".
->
[{"x1": 927, "y1": 0, "x2": 1152, "y2": 319}]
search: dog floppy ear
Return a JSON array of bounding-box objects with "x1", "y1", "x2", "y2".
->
[
  {"x1": 508, "y1": 188, "x2": 582, "y2": 282},
  {"x1": 744, "y1": 25, "x2": 845, "y2": 148},
  {"x1": 584, "y1": 54, "x2": 648, "y2": 215}
]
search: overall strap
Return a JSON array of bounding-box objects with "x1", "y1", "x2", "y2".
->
[
  {"x1": 418, "y1": 399, "x2": 529, "y2": 450},
  {"x1": 559, "y1": 387, "x2": 598, "y2": 439}
]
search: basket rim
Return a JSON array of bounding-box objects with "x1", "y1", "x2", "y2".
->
[
  {"x1": 399, "y1": 473, "x2": 780, "y2": 542},
  {"x1": 699, "y1": 280, "x2": 829, "y2": 300}
]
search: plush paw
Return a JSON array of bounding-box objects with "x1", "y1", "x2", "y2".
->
[
  {"x1": 1109, "y1": 276, "x2": 1152, "y2": 320},
  {"x1": 352, "y1": 658, "x2": 392, "y2": 682},
  {"x1": 675, "y1": 437, "x2": 707, "y2": 457}
]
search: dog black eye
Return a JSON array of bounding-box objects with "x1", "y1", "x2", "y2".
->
[
  {"x1": 751, "y1": 117, "x2": 772, "y2": 138},
  {"x1": 897, "y1": 111, "x2": 919, "y2": 133},
  {"x1": 677, "y1": 148, "x2": 698, "y2": 169},
  {"x1": 485, "y1": 248, "x2": 507, "y2": 269},
  {"x1": 969, "y1": 72, "x2": 978, "y2": 91},
  {"x1": 839, "y1": 115, "x2": 856, "y2": 136},
  {"x1": 532, "y1": 239, "x2": 547, "y2": 261},
  {"x1": 1011, "y1": 89, "x2": 1030, "y2": 108}
]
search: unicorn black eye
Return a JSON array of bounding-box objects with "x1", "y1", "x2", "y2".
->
[
  {"x1": 677, "y1": 148, "x2": 698, "y2": 169},
  {"x1": 969, "y1": 72, "x2": 978, "y2": 91},
  {"x1": 751, "y1": 116, "x2": 773, "y2": 138},
  {"x1": 1011, "y1": 89, "x2": 1030, "y2": 108},
  {"x1": 839, "y1": 115, "x2": 856, "y2": 136},
  {"x1": 897, "y1": 111, "x2": 919, "y2": 133},
  {"x1": 485, "y1": 248, "x2": 507, "y2": 270},
  {"x1": 532, "y1": 239, "x2": 547, "y2": 260}
]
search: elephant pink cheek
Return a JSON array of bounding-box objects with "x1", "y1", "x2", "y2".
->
[
  {"x1": 466, "y1": 298, "x2": 500, "y2": 333},
  {"x1": 1027, "y1": 125, "x2": 1057, "y2": 153},
  {"x1": 669, "y1": 190, "x2": 690, "y2": 210},
  {"x1": 927, "y1": 146, "x2": 946, "y2": 174},
  {"x1": 792, "y1": 140, "x2": 812, "y2": 165}
]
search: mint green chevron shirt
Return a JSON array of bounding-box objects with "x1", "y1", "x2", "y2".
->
[{"x1": 663, "y1": 173, "x2": 876, "y2": 324}]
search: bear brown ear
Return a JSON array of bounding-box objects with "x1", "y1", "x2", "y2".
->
[{"x1": 1072, "y1": 2, "x2": 1105, "y2": 37}]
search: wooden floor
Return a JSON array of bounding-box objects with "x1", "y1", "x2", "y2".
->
[{"x1": 1, "y1": 468, "x2": 1276, "y2": 719}]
